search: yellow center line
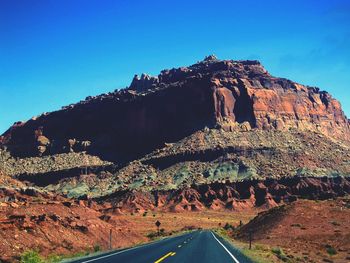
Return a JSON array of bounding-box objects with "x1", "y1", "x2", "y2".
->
[{"x1": 154, "y1": 251, "x2": 176, "y2": 263}]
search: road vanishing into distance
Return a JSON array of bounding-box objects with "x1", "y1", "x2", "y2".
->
[{"x1": 70, "y1": 230, "x2": 254, "y2": 263}]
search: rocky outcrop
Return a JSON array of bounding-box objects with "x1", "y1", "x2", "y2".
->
[
  {"x1": 129, "y1": 73, "x2": 159, "y2": 92},
  {"x1": 0, "y1": 149, "x2": 111, "y2": 177},
  {"x1": 2, "y1": 56, "x2": 349, "y2": 161}
]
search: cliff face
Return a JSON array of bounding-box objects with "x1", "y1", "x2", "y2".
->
[{"x1": 2, "y1": 55, "x2": 349, "y2": 161}]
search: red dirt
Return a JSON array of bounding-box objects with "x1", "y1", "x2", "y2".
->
[
  {"x1": 237, "y1": 198, "x2": 350, "y2": 263},
  {"x1": 0, "y1": 187, "x2": 145, "y2": 262}
]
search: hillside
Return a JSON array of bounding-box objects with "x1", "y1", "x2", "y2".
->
[{"x1": 235, "y1": 199, "x2": 350, "y2": 263}]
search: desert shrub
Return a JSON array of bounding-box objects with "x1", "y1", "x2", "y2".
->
[
  {"x1": 181, "y1": 225, "x2": 197, "y2": 231},
  {"x1": 70, "y1": 250, "x2": 90, "y2": 258},
  {"x1": 271, "y1": 247, "x2": 283, "y2": 255},
  {"x1": 93, "y1": 244, "x2": 101, "y2": 252},
  {"x1": 326, "y1": 245, "x2": 337, "y2": 255},
  {"x1": 20, "y1": 250, "x2": 44, "y2": 263},
  {"x1": 46, "y1": 254, "x2": 61, "y2": 263},
  {"x1": 330, "y1": 221, "x2": 340, "y2": 226},
  {"x1": 223, "y1": 223, "x2": 235, "y2": 231},
  {"x1": 271, "y1": 247, "x2": 289, "y2": 262},
  {"x1": 146, "y1": 232, "x2": 158, "y2": 239},
  {"x1": 142, "y1": 211, "x2": 148, "y2": 217},
  {"x1": 254, "y1": 244, "x2": 266, "y2": 251},
  {"x1": 147, "y1": 229, "x2": 165, "y2": 239}
]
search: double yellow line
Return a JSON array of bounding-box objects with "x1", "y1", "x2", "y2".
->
[{"x1": 154, "y1": 252, "x2": 176, "y2": 263}]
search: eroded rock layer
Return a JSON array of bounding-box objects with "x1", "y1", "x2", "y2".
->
[{"x1": 96, "y1": 176, "x2": 350, "y2": 213}]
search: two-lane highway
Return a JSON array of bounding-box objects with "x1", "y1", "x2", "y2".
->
[{"x1": 70, "y1": 230, "x2": 254, "y2": 263}]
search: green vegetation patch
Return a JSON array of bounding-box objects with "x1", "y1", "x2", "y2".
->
[
  {"x1": 20, "y1": 250, "x2": 44, "y2": 263},
  {"x1": 173, "y1": 164, "x2": 192, "y2": 185},
  {"x1": 204, "y1": 161, "x2": 258, "y2": 181},
  {"x1": 271, "y1": 247, "x2": 291, "y2": 262},
  {"x1": 64, "y1": 182, "x2": 90, "y2": 198},
  {"x1": 325, "y1": 245, "x2": 337, "y2": 255},
  {"x1": 204, "y1": 162, "x2": 239, "y2": 180}
]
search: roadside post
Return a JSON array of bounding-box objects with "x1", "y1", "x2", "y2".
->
[
  {"x1": 249, "y1": 230, "x2": 252, "y2": 250},
  {"x1": 155, "y1": 220, "x2": 161, "y2": 236},
  {"x1": 109, "y1": 229, "x2": 112, "y2": 250}
]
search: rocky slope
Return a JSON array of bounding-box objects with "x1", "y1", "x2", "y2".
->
[
  {"x1": 0, "y1": 173, "x2": 144, "y2": 262},
  {"x1": 2, "y1": 55, "x2": 349, "y2": 162},
  {"x1": 0, "y1": 149, "x2": 111, "y2": 177},
  {"x1": 26, "y1": 128, "x2": 348, "y2": 199}
]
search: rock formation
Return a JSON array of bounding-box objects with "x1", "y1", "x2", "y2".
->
[
  {"x1": 2, "y1": 56, "x2": 349, "y2": 162},
  {"x1": 98, "y1": 176, "x2": 350, "y2": 213}
]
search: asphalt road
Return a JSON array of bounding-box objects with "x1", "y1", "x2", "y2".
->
[{"x1": 70, "y1": 230, "x2": 254, "y2": 263}]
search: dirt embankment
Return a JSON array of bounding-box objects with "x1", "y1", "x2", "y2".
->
[
  {"x1": 236, "y1": 199, "x2": 350, "y2": 263},
  {"x1": 0, "y1": 185, "x2": 144, "y2": 262}
]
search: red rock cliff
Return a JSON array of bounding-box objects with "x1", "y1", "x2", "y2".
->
[{"x1": 2, "y1": 55, "x2": 349, "y2": 160}]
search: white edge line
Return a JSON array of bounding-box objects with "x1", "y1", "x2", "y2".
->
[
  {"x1": 81, "y1": 245, "x2": 142, "y2": 263},
  {"x1": 80, "y1": 231, "x2": 193, "y2": 263},
  {"x1": 211, "y1": 232, "x2": 240, "y2": 263}
]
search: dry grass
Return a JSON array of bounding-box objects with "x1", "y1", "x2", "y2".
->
[{"x1": 116, "y1": 209, "x2": 258, "y2": 237}]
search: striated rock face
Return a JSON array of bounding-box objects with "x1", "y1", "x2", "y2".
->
[
  {"x1": 97, "y1": 176, "x2": 350, "y2": 213},
  {"x1": 2, "y1": 56, "x2": 349, "y2": 161}
]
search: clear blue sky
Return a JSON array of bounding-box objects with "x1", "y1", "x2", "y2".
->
[{"x1": 1, "y1": 0, "x2": 349, "y2": 134}]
